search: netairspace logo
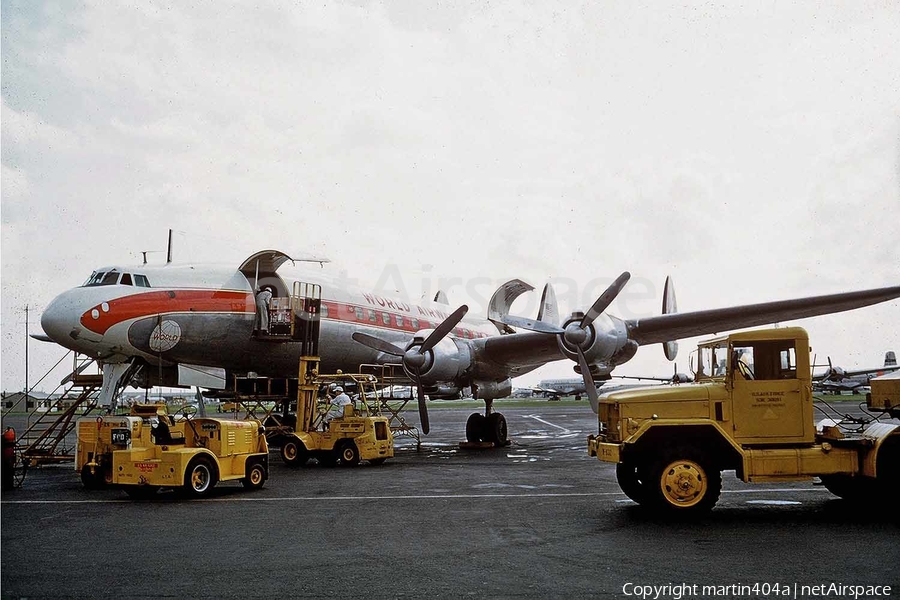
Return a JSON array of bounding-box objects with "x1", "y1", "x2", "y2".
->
[{"x1": 621, "y1": 582, "x2": 893, "y2": 600}]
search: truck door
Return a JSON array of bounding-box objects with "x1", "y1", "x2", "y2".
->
[{"x1": 731, "y1": 340, "x2": 810, "y2": 444}]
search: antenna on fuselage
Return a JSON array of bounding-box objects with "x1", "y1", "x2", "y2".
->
[{"x1": 166, "y1": 229, "x2": 173, "y2": 264}]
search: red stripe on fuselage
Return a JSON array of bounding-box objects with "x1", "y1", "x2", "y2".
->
[{"x1": 80, "y1": 290, "x2": 254, "y2": 335}]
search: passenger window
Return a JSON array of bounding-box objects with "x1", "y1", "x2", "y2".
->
[
  {"x1": 396, "y1": 315, "x2": 404, "y2": 327},
  {"x1": 321, "y1": 304, "x2": 329, "y2": 318},
  {"x1": 411, "y1": 319, "x2": 419, "y2": 330},
  {"x1": 134, "y1": 274, "x2": 151, "y2": 288},
  {"x1": 121, "y1": 273, "x2": 133, "y2": 286},
  {"x1": 368, "y1": 310, "x2": 377, "y2": 323},
  {"x1": 382, "y1": 313, "x2": 390, "y2": 325},
  {"x1": 355, "y1": 307, "x2": 364, "y2": 320}
]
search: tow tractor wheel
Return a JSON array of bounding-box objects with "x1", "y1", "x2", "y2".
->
[
  {"x1": 485, "y1": 413, "x2": 508, "y2": 445},
  {"x1": 80, "y1": 464, "x2": 107, "y2": 490},
  {"x1": 338, "y1": 442, "x2": 361, "y2": 467},
  {"x1": 648, "y1": 448, "x2": 721, "y2": 514},
  {"x1": 242, "y1": 460, "x2": 267, "y2": 490},
  {"x1": 615, "y1": 461, "x2": 648, "y2": 504},
  {"x1": 281, "y1": 438, "x2": 309, "y2": 467},
  {"x1": 465, "y1": 413, "x2": 486, "y2": 442},
  {"x1": 183, "y1": 456, "x2": 218, "y2": 498}
]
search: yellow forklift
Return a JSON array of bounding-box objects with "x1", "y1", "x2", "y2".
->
[
  {"x1": 76, "y1": 403, "x2": 269, "y2": 499},
  {"x1": 271, "y1": 283, "x2": 394, "y2": 468}
]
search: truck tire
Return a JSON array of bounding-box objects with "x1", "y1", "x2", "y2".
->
[
  {"x1": 281, "y1": 438, "x2": 309, "y2": 467},
  {"x1": 338, "y1": 442, "x2": 360, "y2": 467},
  {"x1": 466, "y1": 413, "x2": 485, "y2": 442},
  {"x1": 241, "y1": 460, "x2": 267, "y2": 490},
  {"x1": 820, "y1": 474, "x2": 872, "y2": 502},
  {"x1": 615, "y1": 461, "x2": 648, "y2": 504},
  {"x1": 183, "y1": 456, "x2": 218, "y2": 498},
  {"x1": 647, "y1": 448, "x2": 721, "y2": 514}
]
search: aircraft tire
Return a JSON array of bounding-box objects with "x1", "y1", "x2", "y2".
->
[
  {"x1": 466, "y1": 413, "x2": 486, "y2": 442},
  {"x1": 486, "y1": 413, "x2": 508, "y2": 445}
]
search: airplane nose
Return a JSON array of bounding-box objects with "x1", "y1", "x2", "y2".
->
[{"x1": 41, "y1": 290, "x2": 98, "y2": 348}]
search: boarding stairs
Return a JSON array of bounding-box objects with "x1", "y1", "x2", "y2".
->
[{"x1": 7, "y1": 354, "x2": 105, "y2": 466}]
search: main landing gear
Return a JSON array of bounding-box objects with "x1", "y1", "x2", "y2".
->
[{"x1": 464, "y1": 401, "x2": 509, "y2": 446}]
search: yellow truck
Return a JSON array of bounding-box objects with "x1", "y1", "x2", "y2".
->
[
  {"x1": 588, "y1": 327, "x2": 899, "y2": 513},
  {"x1": 76, "y1": 404, "x2": 269, "y2": 499}
]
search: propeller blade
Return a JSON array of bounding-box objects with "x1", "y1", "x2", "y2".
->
[
  {"x1": 497, "y1": 314, "x2": 565, "y2": 335},
  {"x1": 413, "y1": 366, "x2": 430, "y2": 434},
  {"x1": 581, "y1": 272, "x2": 631, "y2": 329},
  {"x1": 420, "y1": 305, "x2": 469, "y2": 354},
  {"x1": 576, "y1": 348, "x2": 600, "y2": 414},
  {"x1": 351, "y1": 332, "x2": 405, "y2": 357}
]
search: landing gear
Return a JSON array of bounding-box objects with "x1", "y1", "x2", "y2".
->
[{"x1": 464, "y1": 410, "x2": 508, "y2": 445}]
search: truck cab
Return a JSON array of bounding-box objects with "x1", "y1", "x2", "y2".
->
[{"x1": 588, "y1": 327, "x2": 898, "y2": 514}]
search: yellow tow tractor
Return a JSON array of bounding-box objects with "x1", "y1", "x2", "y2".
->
[
  {"x1": 76, "y1": 403, "x2": 269, "y2": 499},
  {"x1": 276, "y1": 359, "x2": 394, "y2": 468}
]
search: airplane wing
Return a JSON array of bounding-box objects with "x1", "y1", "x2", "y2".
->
[
  {"x1": 470, "y1": 284, "x2": 900, "y2": 381},
  {"x1": 626, "y1": 286, "x2": 900, "y2": 346}
]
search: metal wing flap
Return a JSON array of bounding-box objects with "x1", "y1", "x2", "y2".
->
[
  {"x1": 626, "y1": 285, "x2": 900, "y2": 346},
  {"x1": 477, "y1": 331, "x2": 565, "y2": 371}
]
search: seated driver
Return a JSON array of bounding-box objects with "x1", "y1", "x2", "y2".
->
[{"x1": 327, "y1": 386, "x2": 352, "y2": 420}]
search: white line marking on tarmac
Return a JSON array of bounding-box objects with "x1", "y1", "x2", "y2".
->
[
  {"x1": 524, "y1": 414, "x2": 573, "y2": 434},
  {"x1": 1, "y1": 488, "x2": 831, "y2": 505}
]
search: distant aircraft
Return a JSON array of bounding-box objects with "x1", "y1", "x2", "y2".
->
[
  {"x1": 36, "y1": 248, "x2": 900, "y2": 442},
  {"x1": 813, "y1": 351, "x2": 899, "y2": 393},
  {"x1": 534, "y1": 377, "x2": 600, "y2": 400}
]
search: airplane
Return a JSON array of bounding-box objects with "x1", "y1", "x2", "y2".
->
[
  {"x1": 813, "y1": 351, "x2": 899, "y2": 394},
  {"x1": 36, "y1": 249, "x2": 900, "y2": 445},
  {"x1": 534, "y1": 377, "x2": 600, "y2": 400}
]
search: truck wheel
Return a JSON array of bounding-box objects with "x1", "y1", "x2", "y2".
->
[
  {"x1": 80, "y1": 464, "x2": 106, "y2": 490},
  {"x1": 338, "y1": 442, "x2": 360, "y2": 467},
  {"x1": 648, "y1": 449, "x2": 721, "y2": 514},
  {"x1": 183, "y1": 456, "x2": 218, "y2": 498},
  {"x1": 615, "y1": 461, "x2": 648, "y2": 504},
  {"x1": 466, "y1": 413, "x2": 485, "y2": 442},
  {"x1": 241, "y1": 460, "x2": 267, "y2": 490},
  {"x1": 820, "y1": 475, "x2": 871, "y2": 502},
  {"x1": 486, "y1": 413, "x2": 508, "y2": 445},
  {"x1": 281, "y1": 438, "x2": 309, "y2": 467}
]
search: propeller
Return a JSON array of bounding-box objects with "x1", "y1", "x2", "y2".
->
[
  {"x1": 561, "y1": 272, "x2": 631, "y2": 413},
  {"x1": 352, "y1": 304, "x2": 469, "y2": 435}
]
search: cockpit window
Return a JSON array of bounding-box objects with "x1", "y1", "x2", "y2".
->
[
  {"x1": 134, "y1": 274, "x2": 151, "y2": 288},
  {"x1": 121, "y1": 273, "x2": 133, "y2": 286},
  {"x1": 83, "y1": 270, "x2": 121, "y2": 287}
]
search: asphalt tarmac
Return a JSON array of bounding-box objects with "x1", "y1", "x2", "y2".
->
[{"x1": 2, "y1": 405, "x2": 898, "y2": 599}]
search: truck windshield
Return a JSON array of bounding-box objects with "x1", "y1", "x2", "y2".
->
[{"x1": 697, "y1": 342, "x2": 728, "y2": 380}]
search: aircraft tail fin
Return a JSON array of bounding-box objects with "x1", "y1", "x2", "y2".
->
[
  {"x1": 537, "y1": 283, "x2": 559, "y2": 327},
  {"x1": 886, "y1": 351, "x2": 897, "y2": 367}
]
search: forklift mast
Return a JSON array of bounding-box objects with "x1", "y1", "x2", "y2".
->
[{"x1": 292, "y1": 281, "x2": 321, "y2": 433}]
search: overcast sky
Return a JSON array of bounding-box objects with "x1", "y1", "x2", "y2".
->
[{"x1": 2, "y1": 1, "x2": 899, "y2": 393}]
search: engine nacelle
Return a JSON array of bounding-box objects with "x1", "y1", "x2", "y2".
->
[
  {"x1": 473, "y1": 378, "x2": 512, "y2": 401},
  {"x1": 557, "y1": 313, "x2": 630, "y2": 368},
  {"x1": 407, "y1": 333, "x2": 472, "y2": 387}
]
